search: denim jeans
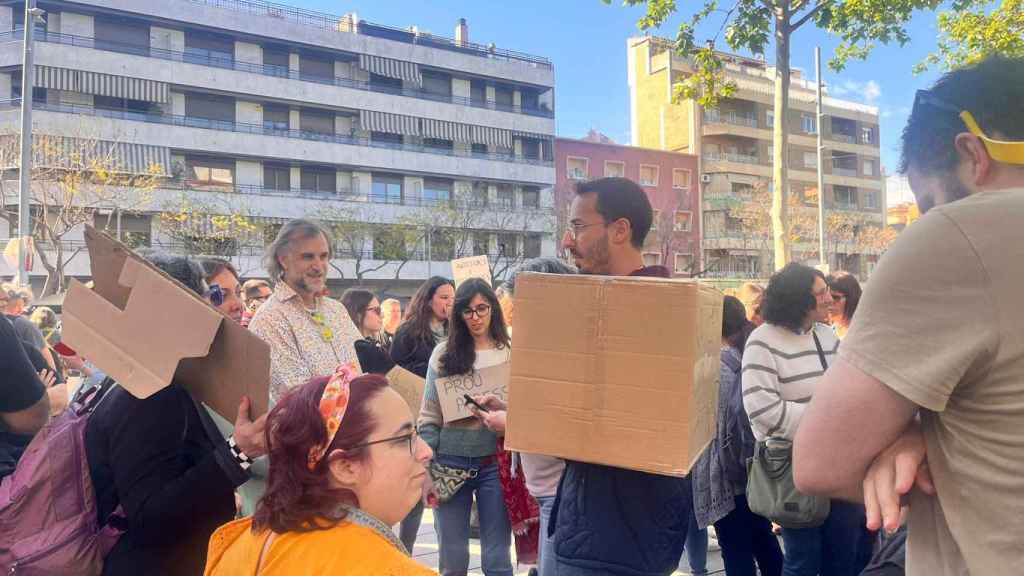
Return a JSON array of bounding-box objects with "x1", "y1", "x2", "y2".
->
[
  {"x1": 536, "y1": 495, "x2": 557, "y2": 576},
  {"x1": 683, "y1": 511, "x2": 708, "y2": 575},
  {"x1": 434, "y1": 455, "x2": 513, "y2": 576},
  {"x1": 400, "y1": 500, "x2": 425, "y2": 552},
  {"x1": 713, "y1": 494, "x2": 783, "y2": 576},
  {"x1": 781, "y1": 500, "x2": 866, "y2": 576}
]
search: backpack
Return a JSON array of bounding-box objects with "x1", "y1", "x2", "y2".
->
[
  {"x1": 0, "y1": 378, "x2": 123, "y2": 575},
  {"x1": 720, "y1": 348, "x2": 756, "y2": 488}
]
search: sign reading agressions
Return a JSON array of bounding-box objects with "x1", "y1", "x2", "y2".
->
[
  {"x1": 435, "y1": 362, "x2": 510, "y2": 423},
  {"x1": 451, "y1": 255, "x2": 492, "y2": 288}
]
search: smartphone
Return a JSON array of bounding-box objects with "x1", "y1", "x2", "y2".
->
[
  {"x1": 53, "y1": 342, "x2": 77, "y2": 357},
  {"x1": 463, "y1": 394, "x2": 489, "y2": 413}
]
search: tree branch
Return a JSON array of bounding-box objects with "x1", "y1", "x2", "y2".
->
[{"x1": 791, "y1": 0, "x2": 830, "y2": 31}]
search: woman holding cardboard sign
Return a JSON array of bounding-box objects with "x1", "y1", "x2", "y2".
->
[{"x1": 419, "y1": 278, "x2": 515, "y2": 576}]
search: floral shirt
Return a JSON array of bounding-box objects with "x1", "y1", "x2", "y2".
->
[{"x1": 249, "y1": 282, "x2": 361, "y2": 403}]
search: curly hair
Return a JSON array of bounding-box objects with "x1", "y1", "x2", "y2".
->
[
  {"x1": 761, "y1": 263, "x2": 825, "y2": 333},
  {"x1": 253, "y1": 374, "x2": 389, "y2": 534},
  {"x1": 440, "y1": 278, "x2": 510, "y2": 377}
]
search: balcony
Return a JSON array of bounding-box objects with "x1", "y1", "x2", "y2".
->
[
  {"x1": 703, "y1": 110, "x2": 758, "y2": 129},
  {"x1": 831, "y1": 166, "x2": 858, "y2": 177},
  {"x1": 704, "y1": 152, "x2": 761, "y2": 165},
  {"x1": 832, "y1": 202, "x2": 860, "y2": 212},
  {"x1": 831, "y1": 133, "x2": 856, "y2": 144},
  {"x1": 9, "y1": 31, "x2": 554, "y2": 118},
  {"x1": 15, "y1": 101, "x2": 553, "y2": 167}
]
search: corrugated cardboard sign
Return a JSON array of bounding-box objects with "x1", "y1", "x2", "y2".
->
[
  {"x1": 435, "y1": 363, "x2": 510, "y2": 423},
  {"x1": 505, "y1": 273, "x2": 722, "y2": 477},
  {"x1": 451, "y1": 255, "x2": 492, "y2": 288},
  {"x1": 386, "y1": 365, "x2": 426, "y2": 414},
  {"x1": 61, "y1": 226, "x2": 270, "y2": 420}
]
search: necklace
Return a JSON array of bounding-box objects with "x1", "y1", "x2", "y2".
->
[
  {"x1": 306, "y1": 301, "x2": 335, "y2": 344},
  {"x1": 339, "y1": 505, "x2": 410, "y2": 556}
]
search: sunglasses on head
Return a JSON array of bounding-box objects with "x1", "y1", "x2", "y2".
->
[
  {"x1": 913, "y1": 89, "x2": 1024, "y2": 165},
  {"x1": 206, "y1": 284, "x2": 225, "y2": 307}
]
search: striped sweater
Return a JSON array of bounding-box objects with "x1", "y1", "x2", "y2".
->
[{"x1": 741, "y1": 322, "x2": 839, "y2": 441}]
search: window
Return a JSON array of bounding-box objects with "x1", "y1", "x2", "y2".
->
[
  {"x1": 471, "y1": 182, "x2": 489, "y2": 207},
  {"x1": 374, "y1": 228, "x2": 407, "y2": 260},
  {"x1": 864, "y1": 191, "x2": 878, "y2": 209},
  {"x1": 473, "y1": 233, "x2": 491, "y2": 257},
  {"x1": 863, "y1": 159, "x2": 876, "y2": 176},
  {"x1": 93, "y1": 95, "x2": 157, "y2": 117},
  {"x1": 431, "y1": 230, "x2": 455, "y2": 260},
  {"x1": 184, "y1": 31, "x2": 234, "y2": 67},
  {"x1": 372, "y1": 131, "x2": 403, "y2": 145},
  {"x1": 642, "y1": 252, "x2": 661, "y2": 266},
  {"x1": 804, "y1": 151, "x2": 818, "y2": 168},
  {"x1": 497, "y1": 233, "x2": 519, "y2": 258},
  {"x1": 369, "y1": 73, "x2": 403, "y2": 91},
  {"x1": 521, "y1": 186, "x2": 540, "y2": 209},
  {"x1": 640, "y1": 164, "x2": 659, "y2": 186},
  {"x1": 861, "y1": 126, "x2": 874, "y2": 145},
  {"x1": 797, "y1": 184, "x2": 819, "y2": 205},
  {"x1": 94, "y1": 213, "x2": 152, "y2": 247},
  {"x1": 472, "y1": 143, "x2": 488, "y2": 155},
  {"x1": 521, "y1": 139, "x2": 541, "y2": 160},
  {"x1": 186, "y1": 156, "x2": 234, "y2": 186},
  {"x1": 298, "y1": 53, "x2": 333, "y2": 81},
  {"x1": 421, "y1": 72, "x2": 452, "y2": 97},
  {"x1": 802, "y1": 114, "x2": 817, "y2": 134},
  {"x1": 423, "y1": 138, "x2": 454, "y2": 152},
  {"x1": 494, "y1": 85, "x2": 514, "y2": 108},
  {"x1": 300, "y1": 109, "x2": 335, "y2": 135},
  {"x1": 524, "y1": 234, "x2": 542, "y2": 258},
  {"x1": 605, "y1": 161, "x2": 625, "y2": 178},
  {"x1": 834, "y1": 185, "x2": 857, "y2": 206},
  {"x1": 674, "y1": 253, "x2": 693, "y2": 275},
  {"x1": 470, "y1": 80, "x2": 487, "y2": 105},
  {"x1": 300, "y1": 167, "x2": 336, "y2": 193},
  {"x1": 185, "y1": 93, "x2": 235, "y2": 123},
  {"x1": 766, "y1": 109, "x2": 775, "y2": 128},
  {"x1": 521, "y1": 89, "x2": 540, "y2": 112},
  {"x1": 263, "y1": 163, "x2": 290, "y2": 191},
  {"x1": 371, "y1": 174, "x2": 403, "y2": 204},
  {"x1": 672, "y1": 169, "x2": 691, "y2": 189},
  {"x1": 263, "y1": 104, "x2": 289, "y2": 132},
  {"x1": 423, "y1": 178, "x2": 452, "y2": 206},
  {"x1": 566, "y1": 157, "x2": 589, "y2": 180},
  {"x1": 263, "y1": 48, "x2": 290, "y2": 77},
  {"x1": 496, "y1": 184, "x2": 514, "y2": 209},
  {"x1": 94, "y1": 17, "x2": 150, "y2": 56},
  {"x1": 674, "y1": 211, "x2": 692, "y2": 232}
]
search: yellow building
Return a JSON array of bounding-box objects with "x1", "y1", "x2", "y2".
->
[
  {"x1": 628, "y1": 36, "x2": 887, "y2": 279},
  {"x1": 887, "y1": 202, "x2": 920, "y2": 231}
]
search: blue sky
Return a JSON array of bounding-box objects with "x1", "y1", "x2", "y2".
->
[{"x1": 295, "y1": 0, "x2": 951, "y2": 174}]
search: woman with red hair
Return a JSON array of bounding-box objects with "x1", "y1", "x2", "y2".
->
[{"x1": 204, "y1": 369, "x2": 436, "y2": 575}]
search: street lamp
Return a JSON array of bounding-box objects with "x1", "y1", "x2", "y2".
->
[{"x1": 15, "y1": 0, "x2": 45, "y2": 287}]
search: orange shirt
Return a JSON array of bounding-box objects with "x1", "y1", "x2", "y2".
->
[{"x1": 204, "y1": 517, "x2": 437, "y2": 576}]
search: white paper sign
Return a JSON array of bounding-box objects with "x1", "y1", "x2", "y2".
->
[{"x1": 451, "y1": 255, "x2": 492, "y2": 288}]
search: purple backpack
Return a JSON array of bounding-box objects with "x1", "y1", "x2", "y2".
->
[{"x1": 0, "y1": 380, "x2": 122, "y2": 575}]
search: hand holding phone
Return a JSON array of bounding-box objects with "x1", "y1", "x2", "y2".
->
[{"x1": 463, "y1": 394, "x2": 489, "y2": 413}]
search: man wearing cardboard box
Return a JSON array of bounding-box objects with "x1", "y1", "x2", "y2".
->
[{"x1": 549, "y1": 177, "x2": 692, "y2": 576}]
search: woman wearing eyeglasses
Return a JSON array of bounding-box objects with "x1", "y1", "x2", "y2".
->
[
  {"x1": 419, "y1": 278, "x2": 515, "y2": 576},
  {"x1": 341, "y1": 289, "x2": 397, "y2": 375},
  {"x1": 204, "y1": 369, "x2": 436, "y2": 575}
]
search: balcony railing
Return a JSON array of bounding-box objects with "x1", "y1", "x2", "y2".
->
[
  {"x1": 832, "y1": 201, "x2": 860, "y2": 211},
  {"x1": 831, "y1": 166, "x2": 859, "y2": 177},
  {"x1": 14, "y1": 101, "x2": 553, "y2": 167},
  {"x1": 703, "y1": 152, "x2": 762, "y2": 165},
  {"x1": 831, "y1": 133, "x2": 856, "y2": 144},
  {"x1": 703, "y1": 110, "x2": 758, "y2": 128},
  {"x1": 5, "y1": 30, "x2": 553, "y2": 118},
  {"x1": 187, "y1": 0, "x2": 553, "y2": 68}
]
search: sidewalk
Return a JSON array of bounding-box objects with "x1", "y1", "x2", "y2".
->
[{"x1": 406, "y1": 509, "x2": 726, "y2": 575}]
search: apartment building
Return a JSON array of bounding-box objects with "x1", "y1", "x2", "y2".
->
[
  {"x1": 555, "y1": 133, "x2": 701, "y2": 276},
  {"x1": 628, "y1": 36, "x2": 886, "y2": 279},
  {"x1": 0, "y1": 0, "x2": 557, "y2": 296}
]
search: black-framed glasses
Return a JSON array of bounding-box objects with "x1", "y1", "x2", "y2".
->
[
  {"x1": 462, "y1": 303, "x2": 492, "y2": 319},
  {"x1": 349, "y1": 429, "x2": 419, "y2": 455}
]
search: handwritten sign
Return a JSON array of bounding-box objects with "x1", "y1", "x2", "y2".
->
[
  {"x1": 435, "y1": 362, "x2": 510, "y2": 423},
  {"x1": 451, "y1": 255, "x2": 492, "y2": 288}
]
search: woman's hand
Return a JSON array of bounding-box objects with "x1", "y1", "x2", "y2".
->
[
  {"x1": 470, "y1": 406, "x2": 508, "y2": 435},
  {"x1": 38, "y1": 369, "x2": 56, "y2": 388},
  {"x1": 233, "y1": 396, "x2": 268, "y2": 458},
  {"x1": 862, "y1": 423, "x2": 934, "y2": 534},
  {"x1": 473, "y1": 394, "x2": 508, "y2": 412}
]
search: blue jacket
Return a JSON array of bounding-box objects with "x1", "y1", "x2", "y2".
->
[{"x1": 549, "y1": 265, "x2": 692, "y2": 576}]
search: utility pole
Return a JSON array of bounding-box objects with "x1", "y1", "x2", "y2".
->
[
  {"x1": 815, "y1": 46, "x2": 828, "y2": 273},
  {"x1": 16, "y1": 0, "x2": 42, "y2": 287}
]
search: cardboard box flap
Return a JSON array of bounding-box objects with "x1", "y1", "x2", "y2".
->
[
  {"x1": 386, "y1": 365, "x2": 426, "y2": 414},
  {"x1": 62, "y1": 226, "x2": 270, "y2": 420}
]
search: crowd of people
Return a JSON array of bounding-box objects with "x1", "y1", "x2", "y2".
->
[{"x1": 1, "y1": 54, "x2": 1022, "y2": 576}]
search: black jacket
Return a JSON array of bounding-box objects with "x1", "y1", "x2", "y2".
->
[
  {"x1": 550, "y1": 265, "x2": 693, "y2": 576},
  {"x1": 86, "y1": 383, "x2": 248, "y2": 576},
  {"x1": 389, "y1": 323, "x2": 439, "y2": 379},
  {"x1": 355, "y1": 337, "x2": 396, "y2": 375}
]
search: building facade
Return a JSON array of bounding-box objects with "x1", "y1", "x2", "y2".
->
[
  {"x1": 0, "y1": 0, "x2": 557, "y2": 297},
  {"x1": 555, "y1": 134, "x2": 701, "y2": 276},
  {"x1": 628, "y1": 37, "x2": 886, "y2": 280}
]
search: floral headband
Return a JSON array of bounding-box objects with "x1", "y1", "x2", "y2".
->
[{"x1": 308, "y1": 363, "x2": 360, "y2": 470}]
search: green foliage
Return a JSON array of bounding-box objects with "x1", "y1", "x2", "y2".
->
[{"x1": 915, "y1": 0, "x2": 1024, "y2": 73}]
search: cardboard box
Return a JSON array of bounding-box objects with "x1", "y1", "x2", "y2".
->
[
  {"x1": 386, "y1": 365, "x2": 426, "y2": 415},
  {"x1": 451, "y1": 255, "x2": 492, "y2": 288},
  {"x1": 506, "y1": 273, "x2": 722, "y2": 477},
  {"x1": 61, "y1": 226, "x2": 270, "y2": 421}
]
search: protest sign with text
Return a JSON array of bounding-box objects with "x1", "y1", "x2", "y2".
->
[
  {"x1": 435, "y1": 362, "x2": 510, "y2": 423},
  {"x1": 451, "y1": 255, "x2": 492, "y2": 288}
]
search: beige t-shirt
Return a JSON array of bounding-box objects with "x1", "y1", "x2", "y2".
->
[{"x1": 840, "y1": 188, "x2": 1024, "y2": 576}]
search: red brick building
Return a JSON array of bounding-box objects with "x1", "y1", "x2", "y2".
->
[{"x1": 555, "y1": 134, "x2": 702, "y2": 276}]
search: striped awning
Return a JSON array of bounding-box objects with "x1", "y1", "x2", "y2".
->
[
  {"x1": 471, "y1": 125, "x2": 512, "y2": 149},
  {"x1": 358, "y1": 54, "x2": 421, "y2": 85},
  {"x1": 359, "y1": 110, "x2": 420, "y2": 136},
  {"x1": 421, "y1": 118, "x2": 472, "y2": 142},
  {"x1": 21, "y1": 135, "x2": 171, "y2": 175},
  {"x1": 35, "y1": 66, "x2": 169, "y2": 103}
]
